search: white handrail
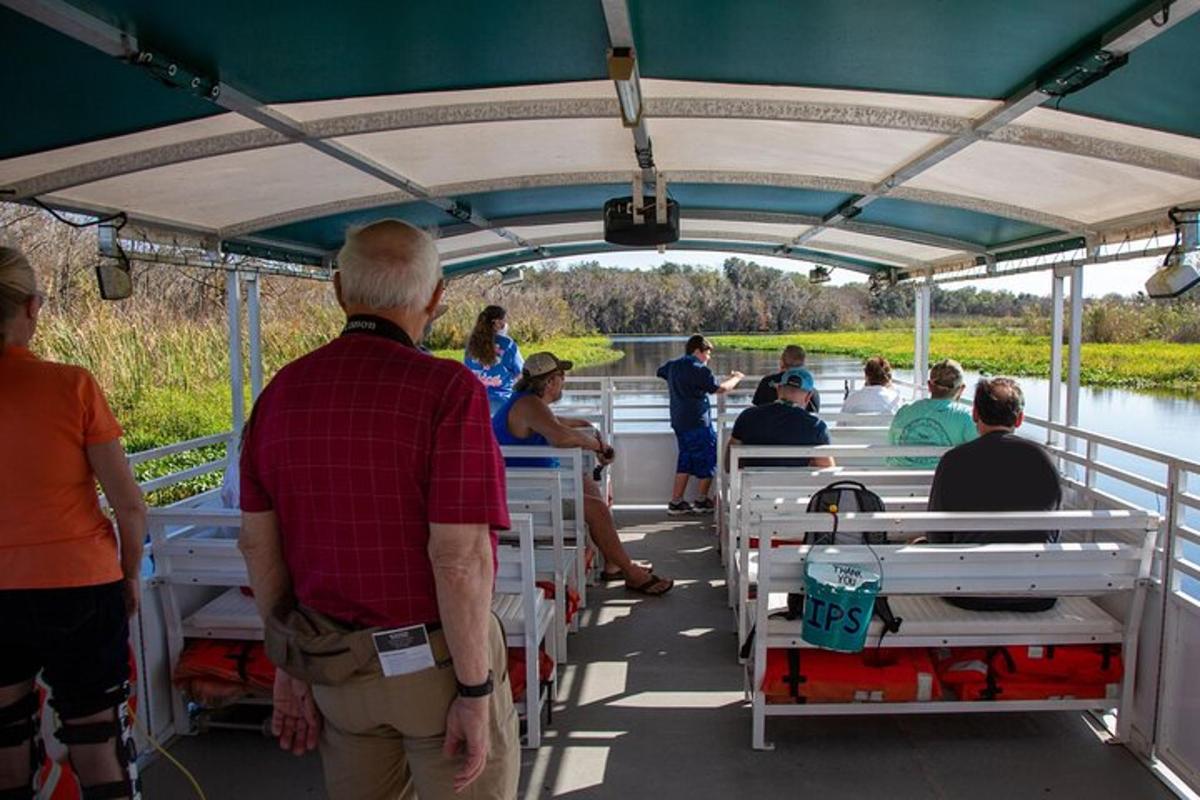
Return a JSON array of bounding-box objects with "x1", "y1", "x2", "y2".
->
[{"x1": 127, "y1": 432, "x2": 232, "y2": 466}]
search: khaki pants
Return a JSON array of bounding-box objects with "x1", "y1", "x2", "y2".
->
[{"x1": 308, "y1": 616, "x2": 519, "y2": 800}]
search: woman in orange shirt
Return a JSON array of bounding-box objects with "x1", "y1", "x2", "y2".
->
[{"x1": 0, "y1": 247, "x2": 147, "y2": 800}]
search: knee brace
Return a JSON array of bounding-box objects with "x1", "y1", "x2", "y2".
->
[
  {"x1": 0, "y1": 692, "x2": 41, "y2": 800},
  {"x1": 54, "y1": 683, "x2": 140, "y2": 800}
]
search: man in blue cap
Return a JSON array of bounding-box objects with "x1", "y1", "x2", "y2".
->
[{"x1": 726, "y1": 367, "x2": 835, "y2": 469}]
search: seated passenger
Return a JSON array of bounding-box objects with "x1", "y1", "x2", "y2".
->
[
  {"x1": 751, "y1": 344, "x2": 820, "y2": 412},
  {"x1": 888, "y1": 359, "x2": 977, "y2": 468},
  {"x1": 726, "y1": 368, "x2": 835, "y2": 469},
  {"x1": 927, "y1": 377, "x2": 1062, "y2": 612},
  {"x1": 494, "y1": 352, "x2": 673, "y2": 596},
  {"x1": 841, "y1": 356, "x2": 902, "y2": 414}
]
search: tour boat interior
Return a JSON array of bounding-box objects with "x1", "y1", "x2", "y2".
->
[{"x1": 3, "y1": 1, "x2": 1200, "y2": 797}]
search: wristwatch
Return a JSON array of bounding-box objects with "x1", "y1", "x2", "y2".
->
[{"x1": 457, "y1": 670, "x2": 495, "y2": 698}]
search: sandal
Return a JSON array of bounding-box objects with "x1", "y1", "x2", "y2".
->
[
  {"x1": 625, "y1": 574, "x2": 674, "y2": 596},
  {"x1": 601, "y1": 562, "x2": 654, "y2": 581}
]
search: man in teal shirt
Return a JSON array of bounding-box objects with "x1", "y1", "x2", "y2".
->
[{"x1": 888, "y1": 359, "x2": 977, "y2": 467}]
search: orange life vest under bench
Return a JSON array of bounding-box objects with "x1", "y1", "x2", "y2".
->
[
  {"x1": 935, "y1": 645, "x2": 1123, "y2": 702},
  {"x1": 760, "y1": 648, "x2": 940, "y2": 704}
]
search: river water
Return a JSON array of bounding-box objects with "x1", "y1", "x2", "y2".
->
[{"x1": 576, "y1": 335, "x2": 1200, "y2": 467}]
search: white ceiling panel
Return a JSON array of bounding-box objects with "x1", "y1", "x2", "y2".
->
[
  {"x1": 682, "y1": 219, "x2": 809, "y2": 241},
  {"x1": 52, "y1": 144, "x2": 397, "y2": 231},
  {"x1": 0, "y1": 114, "x2": 264, "y2": 188},
  {"x1": 334, "y1": 118, "x2": 632, "y2": 187},
  {"x1": 651, "y1": 118, "x2": 949, "y2": 184},
  {"x1": 506, "y1": 222, "x2": 605, "y2": 242},
  {"x1": 906, "y1": 141, "x2": 1200, "y2": 225},
  {"x1": 436, "y1": 229, "x2": 508, "y2": 255},
  {"x1": 807, "y1": 228, "x2": 961, "y2": 262},
  {"x1": 642, "y1": 80, "x2": 1001, "y2": 119}
]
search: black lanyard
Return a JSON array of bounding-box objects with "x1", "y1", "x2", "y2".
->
[{"x1": 340, "y1": 314, "x2": 416, "y2": 349}]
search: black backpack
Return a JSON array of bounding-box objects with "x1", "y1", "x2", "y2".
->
[
  {"x1": 739, "y1": 481, "x2": 903, "y2": 660},
  {"x1": 784, "y1": 481, "x2": 903, "y2": 640}
]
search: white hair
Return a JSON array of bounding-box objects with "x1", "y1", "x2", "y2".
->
[{"x1": 335, "y1": 220, "x2": 441, "y2": 311}]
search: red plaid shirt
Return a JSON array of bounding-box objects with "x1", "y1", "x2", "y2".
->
[{"x1": 240, "y1": 321, "x2": 509, "y2": 628}]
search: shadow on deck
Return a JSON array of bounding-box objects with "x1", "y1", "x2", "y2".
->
[{"x1": 143, "y1": 510, "x2": 1170, "y2": 799}]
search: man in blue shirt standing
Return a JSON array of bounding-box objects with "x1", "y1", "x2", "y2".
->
[{"x1": 657, "y1": 335, "x2": 744, "y2": 514}]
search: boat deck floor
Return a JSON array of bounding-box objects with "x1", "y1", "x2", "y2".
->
[{"x1": 143, "y1": 510, "x2": 1172, "y2": 799}]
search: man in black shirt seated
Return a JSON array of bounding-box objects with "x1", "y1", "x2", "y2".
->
[
  {"x1": 727, "y1": 368, "x2": 835, "y2": 469},
  {"x1": 928, "y1": 377, "x2": 1062, "y2": 611},
  {"x1": 751, "y1": 345, "x2": 820, "y2": 412}
]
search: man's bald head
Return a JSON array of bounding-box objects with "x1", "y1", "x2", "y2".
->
[{"x1": 336, "y1": 220, "x2": 441, "y2": 312}]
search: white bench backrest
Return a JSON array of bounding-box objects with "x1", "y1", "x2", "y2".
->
[{"x1": 752, "y1": 510, "x2": 1159, "y2": 597}]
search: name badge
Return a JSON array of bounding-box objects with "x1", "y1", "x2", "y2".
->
[{"x1": 372, "y1": 624, "x2": 436, "y2": 677}]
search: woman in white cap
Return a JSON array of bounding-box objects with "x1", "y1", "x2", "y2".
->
[{"x1": 0, "y1": 247, "x2": 147, "y2": 799}]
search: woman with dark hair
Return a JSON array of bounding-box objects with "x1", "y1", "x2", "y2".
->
[
  {"x1": 841, "y1": 355, "x2": 903, "y2": 414},
  {"x1": 464, "y1": 305, "x2": 524, "y2": 414}
]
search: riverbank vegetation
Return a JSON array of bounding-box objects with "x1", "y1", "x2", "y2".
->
[{"x1": 711, "y1": 329, "x2": 1200, "y2": 390}]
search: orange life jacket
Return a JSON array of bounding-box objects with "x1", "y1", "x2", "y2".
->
[
  {"x1": 174, "y1": 639, "x2": 276, "y2": 703},
  {"x1": 937, "y1": 645, "x2": 1123, "y2": 701},
  {"x1": 507, "y1": 647, "x2": 555, "y2": 702},
  {"x1": 760, "y1": 648, "x2": 940, "y2": 704}
]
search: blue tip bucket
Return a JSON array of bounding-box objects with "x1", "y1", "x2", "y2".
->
[{"x1": 800, "y1": 561, "x2": 881, "y2": 653}]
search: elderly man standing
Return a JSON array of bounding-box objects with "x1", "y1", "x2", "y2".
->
[{"x1": 239, "y1": 220, "x2": 518, "y2": 799}]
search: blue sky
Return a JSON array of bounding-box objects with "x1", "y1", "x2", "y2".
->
[{"x1": 549, "y1": 249, "x2": 1162, "y2": 298}]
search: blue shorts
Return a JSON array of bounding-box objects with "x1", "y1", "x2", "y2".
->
[{"x1": 674, "y1": 426, "x2": 717, "y2": 479}]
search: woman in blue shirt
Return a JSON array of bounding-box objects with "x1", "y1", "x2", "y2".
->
[{"x1": 464, "y1": 304, "x2": 524, "y2": 414}]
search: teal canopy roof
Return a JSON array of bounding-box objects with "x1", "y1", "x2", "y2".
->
[{"x1": 2, "y1": 0, "x2": 1198, "y2": 279}]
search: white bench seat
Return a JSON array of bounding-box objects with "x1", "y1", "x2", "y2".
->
[
  {"x1": 491, "y1": 593, "x2": 556, "y2": 648},
  {"x1": 759, "y1": 595, "x2": 1122, "y2": 648},
  {"x1": 183, "y1": 587, "x2": 263, "y2": 641}
]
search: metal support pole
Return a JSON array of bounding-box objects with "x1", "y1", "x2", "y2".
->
[
  {"x1": 919, "y1": 279, "x2": 932, "y2": 393},
  {"x1": 912, "y1": 281, "x2": 931, "y2": 398},
  {"x1": 245, "y1": 273, "x2": 264, "y2": 401},
  {"x1": 1049, "y1": 270, "x2": 1066, "y2": 445},
  {"x1": 1066, "y1": 266, "x2": 1084, "y2": 452},
  {"x1": 226, "y1": 270, "x2": 245, "y2": 437}
]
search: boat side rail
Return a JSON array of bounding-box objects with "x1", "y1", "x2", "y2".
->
[{"x1": 748, "y1": 508, "x2": 1159, "y2": 749}]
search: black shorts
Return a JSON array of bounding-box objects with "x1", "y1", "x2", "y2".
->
[{"x1": 0, "y1": 581, "x2": 130, "y2": 715}]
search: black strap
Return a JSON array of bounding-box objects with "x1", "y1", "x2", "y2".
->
[
  {"x1": 872, "y1": 597, "x2": 903, "y2": 648},
  {"x1": 80, "y1": 778, "x2": 140, "y2": 800},
  {"x1": 341, "y1": 314, "x2": 416, "y2": 348},
  {"x1": 0, "y1": 693, "x2": 38, "y2": 749},
  {"x1": 0, "y1": 693, "x2": 37, "y2": 726},
  {"x1": 784, "y1": 649, "x2": 806, "y2": 703},
  {"x1": 56, "y1": 719, "x2": 119, "y2": 746},
  {"x1": 1101, "y1": 643, "x2": 1113, "y2": 671}
]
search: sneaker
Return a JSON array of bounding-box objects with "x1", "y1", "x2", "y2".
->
[
  {"x1": 692, "y1": 498, "x2": 716, "y2": 514},
  {"x1": 667, "y1": 500, "x2": 694, "y2": 515}
]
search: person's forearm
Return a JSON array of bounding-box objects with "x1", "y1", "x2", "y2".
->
[
  {"x1": 719, "y1": 375, "x2": 741, "y2": 392},
  {"x1": 431, "y1": 531, "x2": 494, "y2": 685},
  {"x1": 114, "y1": 502, "x2": 147, "y2": 579},
  {"x1": 546, "y1": 426, "x2": 603, "y2": 451},
  {"x1": 239, "y1": 514, "x2": 294, "y2": 620},
  {"x1": 559, "y1": 417, "x2": 593, "y2": 428}
]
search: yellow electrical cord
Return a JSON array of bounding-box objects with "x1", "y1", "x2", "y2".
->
[{"x1": 130, "y1": 713, "x2": 207, "y2": 800}]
